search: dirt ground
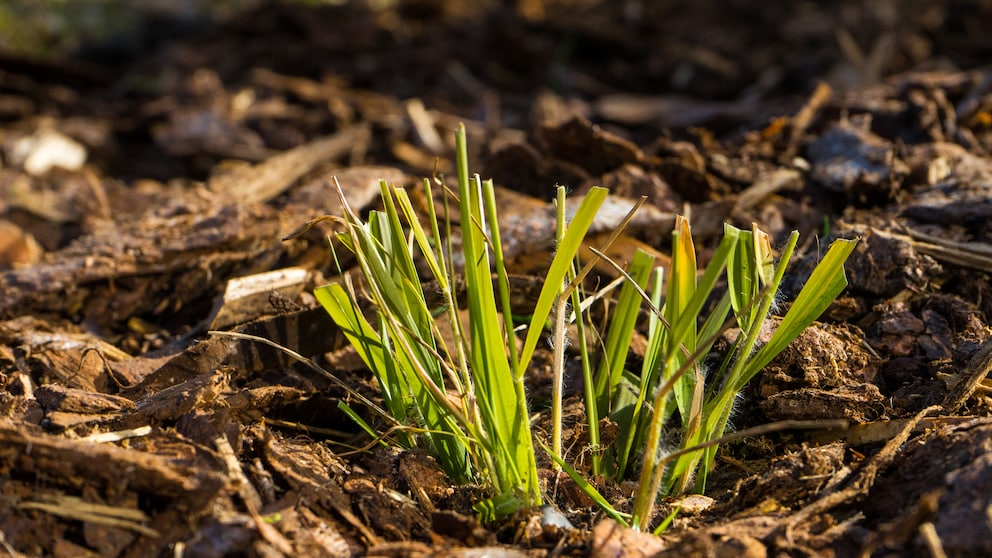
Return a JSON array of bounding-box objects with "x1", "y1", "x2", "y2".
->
[{"x1": 2, "y1": 1, "x2": 992, "y2": 556}]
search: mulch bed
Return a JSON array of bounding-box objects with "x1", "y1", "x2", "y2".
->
[{"x1": 2, "y1": 1, "x2": 992, "y2": 556}]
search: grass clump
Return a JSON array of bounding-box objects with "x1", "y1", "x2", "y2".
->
[
  {"x1": 576, "y1": 217, "x2": 856, "y2": 530},
  {"x1": 315, "y1": 124, "x2": 608, "y2": 519},
  {"x1": 314, "y1": 124, "x2": 856, "y2": 529}
]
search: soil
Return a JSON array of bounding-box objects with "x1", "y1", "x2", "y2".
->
[{"x1": 2, "y1": 1, "x2": 992, "y2": 556}]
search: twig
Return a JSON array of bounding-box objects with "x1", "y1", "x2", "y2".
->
[
  {"x1": 779, "y1": 405, "x2": 941, "y2": 545},
  {"x1": 942, "y1": 337, "x2": 992, "y2": 414}
]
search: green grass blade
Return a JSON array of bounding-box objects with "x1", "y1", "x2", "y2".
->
[
  {"x1": 726, "y1": 224, "x2": 774, "y2": 333},
  {"x1": 662, "y1": 216, "x2": 700, "y2": 424},
  {"x1": 640, "y1": 266, "x2": 667, "y2": 406},
  {"x1": 567, "y1": 211, "x2": 601, "y2": 474},
  {"x1": 483, "y1": 178, "x2": 520, "y2": 371},
  {"x1": 748, "y1": 238, "x2": 858, "y2": 376},
  {"x1": 337, "y1": 401, "x2": 387, "y2": 447},
  {"x1": 685, "y1": 236, "x2": 856, "y2": 495},
  {"x1": 624, "y1": 267, "x2": 668, "y2": 478},
  {"x1": 550, "y1": 187, "x2": 570, "y2": 468},
  {"x1": 653, "y1": 504, "x2": 681, "y2": 535},
  {"x1": 666, "y1": 228, "x2": 738, "y2": 360},
  {"x1": 321, "y1": 192, "x2": 474, "y2": 482},
  {"x1": 665, "y1": 216, "x2": 698, "y2": 357},
  {"x1": 394, "y1": 187, "x2": 447, "y2": 289},
  {"x1": 669, "y1": 231, "x2": 801, "y2": 494},
  {"x1": 726, "y1": 225, "x2": 758, "y2": 330},
  {"x1": 573, "y1": 286, "x2": 600, "y2": 474},
  {"x1": 597, "y1": 249, "x2": 654, "y2": 478},
  {"x1": 516, "y1": 187, "x2": 609, "y2": 379},
  {"x1": 752, "y1": 225, "x2": 776, "y2": 287}
]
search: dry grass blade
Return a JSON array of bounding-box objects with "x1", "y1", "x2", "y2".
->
[
  {"x1": 209, "y1": 330, "x2": 391, "y2": 421},
  {"x1": 17, "y1": 495, "x2": 158, "y2": 537}
]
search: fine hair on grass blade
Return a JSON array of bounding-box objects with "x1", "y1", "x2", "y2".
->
[
  {"x1": 528, "y1": 186, "x2": 609, "y2": 469},
  {"x1": 662, "y1": 230, "x2": 792, "y2": 496},
  {"x1": 584, "y1": 243, "x2": 739, "y2": 528},
  {"x1": 549, "y1": 187, "x2": 571, "y2": 470},
  {"x1": 674, "y1": 236, "x2": 854, "y2": 515},
  {"x1": 660, "y1": 225, "x2": 794, "y2": 495},
  {"x1": 630, "y1": 291, "x2": 749, "y2": 529},
  {"x1": 516, "y1": 188, "x2": 609, "y2": 379}
]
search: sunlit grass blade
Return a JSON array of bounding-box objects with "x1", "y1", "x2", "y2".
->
[
  {"x1": 662, "y1": 216, "x2": 702, "y2": 427},
  {"x1": 618, "y1": 265, "x2": 666, "y2": 480},
  {"x1": 653, "y1": 505, "x2": 681, "y2": 536},
  {"x1": 373, "y1": 197, "x2": 476, "y2": 479},
  {"x1": 551, "y1": 191, "x2": 644, "y2": 473},
  {"x1": 394, "y1": 186, "x2": 447, "y2": 290},
  {"x1": 315, "y1": 283, "x2": 405, "y2": 419},
  {"x1": 393, "y1": 184, "x2": 473, "y2": 395},
  {"x1": 668, "y1": 231, "x2": 800, "y2": 494},
  {"x1": 747, "y1": 238, "x2": 858, "y2": 375},
  {"x1": 753, "y1": 225, "x2": 775, "y2": 286},
  {"x1": 316, "y1": 236, "x2": 472, "y2": 482},
  {"x1": 668, "y1": 229, "x2": 739, "y2": 353},
  {"x1": 624, "y1": 216, "x2": 855, "y2": 529},
  {"x1": 654, "y1": 221, "x2": 737, "y2": 492},
  {"x1": 550, "y1": 187, "x2": 571, "y2": 469},
  {"x1": 515, "y1": 187, "x2": 609, "y2": 379},
  {"x1": 483, "y1": 178, "x2": 521, "y2": 371},
  {"x1": 726, "y1": 225, "x2": 759, "y2": 331}
]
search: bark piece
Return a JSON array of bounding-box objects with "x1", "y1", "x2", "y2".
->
[
  {"x1": 807, "y1": 116, "x2": 907, "y2": 204},
  {"x1": 0, "y1": 419, "x2": 222, "y2": 503},
  {"x1": 590, "y1": 518, "x2": 666, "y2": 558}
]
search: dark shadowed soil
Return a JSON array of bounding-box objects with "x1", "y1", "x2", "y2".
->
[{"x1": 2, "y1": 1, "x2": 992, "y2": 556}]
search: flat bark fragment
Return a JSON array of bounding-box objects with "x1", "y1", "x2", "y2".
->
[{"x1": 0, "y1": 419, "x2": 222, "y2": 503}]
